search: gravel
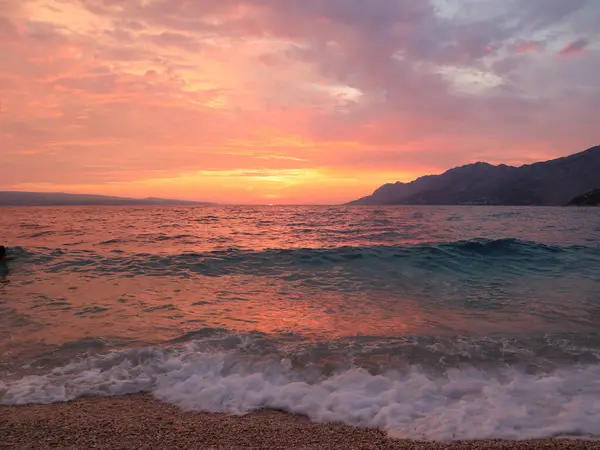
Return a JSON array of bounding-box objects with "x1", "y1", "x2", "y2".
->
[{"x1": 1, "y1": 395, "x2": 598, "y2": 450}]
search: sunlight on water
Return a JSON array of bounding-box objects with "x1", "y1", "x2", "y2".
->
[{"x1": 1, "y1": 205, "x2": 600, "y2": 440}]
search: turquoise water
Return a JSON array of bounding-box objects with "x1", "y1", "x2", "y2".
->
[{"x1": 1, "y1": 206, "x2": 600, "y2": 440}]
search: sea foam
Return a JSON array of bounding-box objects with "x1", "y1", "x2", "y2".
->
[{"x1": 2, "y1": 343, "x2": 600, "y2": 441}]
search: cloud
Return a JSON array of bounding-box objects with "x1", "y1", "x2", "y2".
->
[
  {"x1": 0, "y1": 0, "x2": 599, "y2": 203},
  {"x1": 557, "y1": 38, "x2": 590, "y2": 57},
  {"x1": 0, "y1": 16, "x2": 19, "y2": 42},
  {"x1": 144, "y1": 31, "x2": 201, "y2": 51},
  {"x1": 514, "y1": 41, "x2": 542, "y2": 54}
]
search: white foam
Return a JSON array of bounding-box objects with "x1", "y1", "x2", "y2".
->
[{"x1": 2, "y1": 345, "x2": 600, "y2": 441}]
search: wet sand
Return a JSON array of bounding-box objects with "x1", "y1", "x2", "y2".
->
[{"x1": 1, "y1": 395, "x2": 597, "y2": 449}]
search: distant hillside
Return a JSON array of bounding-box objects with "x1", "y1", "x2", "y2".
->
[
  {"x1": 349, "y1": 145, "x2": 600, "y2": 206},
  {"x1": 567, "y1": 189, "x2": 600, "y2": 207},
  {"x1": 0, "y1": 192, "x2": 213, "y2": 206}
]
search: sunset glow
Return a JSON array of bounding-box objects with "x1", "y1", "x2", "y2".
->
[{"x1": 1, "y1": 0, "x2": 599, "y2": 204}]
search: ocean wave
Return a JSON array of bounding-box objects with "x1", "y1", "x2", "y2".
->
[
  {"x1": 16, "y1": 239, "x2": 600, "y2": 279},
  {"x1": 3, "y1": 340, "x2": 600, "y2": 441},
  {"x1": 21, "y1": 230, "x2": 56, "y2": 238}
]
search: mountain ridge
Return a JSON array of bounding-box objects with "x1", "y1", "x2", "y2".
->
[
  {"x1": 567, "y1": 189, "x2": 600, "y2": 207},
  {"x1": 348, "y1": 145, "x2": 600, "y2": 206},
  {"x1": 0, "y1": 191, "x2": 214, "y2": 206}
]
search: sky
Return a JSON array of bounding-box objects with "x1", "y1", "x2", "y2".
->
[{"x1": 1, "y1": 0, "x2": 599, "y2": 204}]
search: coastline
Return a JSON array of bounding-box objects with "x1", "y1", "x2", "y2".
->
[{"x1": 1, "y1": 395, "x2": 597, "y2": 450}]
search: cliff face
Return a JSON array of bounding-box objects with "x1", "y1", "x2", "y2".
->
[
  {"x1": 349, "y1": 146, "x2": 600, "y2": 206},
  {"x1": 567, "y1": 189, "x2": 600, "y2": 206}
]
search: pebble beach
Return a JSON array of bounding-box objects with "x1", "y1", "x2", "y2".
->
[{"x1": 1, "y1": 395, "x2": 598, "y2": 450}]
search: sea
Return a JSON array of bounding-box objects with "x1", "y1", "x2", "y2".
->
[{"x1": 1, "y1": 205, "x2": 600, "y2": 441}]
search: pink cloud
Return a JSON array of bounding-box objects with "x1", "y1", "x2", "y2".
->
[
  {"x1": 515, "y1": 41, "x2": 541, "y2": 54},
  {"x1": 0, "y1": 17, "x2": 20, "y2": 43},
  {"x1": 0, "y1": 0, "x2": 599, "y2": 203},
  {"x1": 557, "y1": 38, "x2": 590, "y2": 58}
]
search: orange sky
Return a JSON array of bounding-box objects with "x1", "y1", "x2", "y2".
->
[{"x1": 1, "y1": 0, "x2": 599, "y2": 204}]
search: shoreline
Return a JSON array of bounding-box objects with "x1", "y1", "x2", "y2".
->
[{"x1": 1, "y1": 395, "x2": 598, "y2": 449}]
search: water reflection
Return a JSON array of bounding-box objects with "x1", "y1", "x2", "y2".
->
[
  {"x1": 2, "y1": 205, "x2": 599, "y2": 255},
  {"x1": 1, "y1": 205, "x2": 599, "y2": 371},
  {"x1": 1, "y1": 268, "x2": 558, "y2": 370},
  {"x1": 0, "y1": 262, "x2": 8, "y2": 284}
]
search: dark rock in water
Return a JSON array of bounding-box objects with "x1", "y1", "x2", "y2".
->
[
  {"x1": 349, "y1": 145, "x2": 600, "y2": 206},
  {"x1": 567, "y1": 189, "x2": 600, "y2": 206}
]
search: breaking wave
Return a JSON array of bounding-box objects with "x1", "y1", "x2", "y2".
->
[{"x1": 3, "y1": 337, "x2": 600, "y2": 441}]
